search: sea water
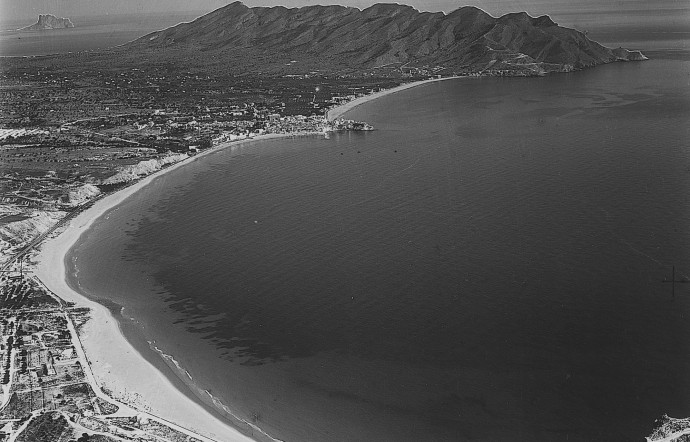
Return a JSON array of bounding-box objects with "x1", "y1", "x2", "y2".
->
[
  {"x1": 67, "y1": 46, "x2": 690, "y2": 441},
  {"x1": 0, "y1": 13, "x2": 206, "y2": 56}
]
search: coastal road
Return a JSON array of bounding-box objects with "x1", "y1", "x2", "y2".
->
[{"x1": 51, "y1": 290, "x2": 231, "y2": 442}]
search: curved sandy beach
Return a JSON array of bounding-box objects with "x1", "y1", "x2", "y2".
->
[
  {"x1": 327, "y1": 76, "x2": 464, "y2": 121},
  {"x1": 34, "y1": 141, "x2": 262, "y2": 442},
  {"x1": 30, "y1": 78, "x2": 463, "y2": 442}
]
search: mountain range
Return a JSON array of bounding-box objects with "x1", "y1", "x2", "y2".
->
[{"x1": 129, "y1": 1, "x2": 646, "y2": 76}]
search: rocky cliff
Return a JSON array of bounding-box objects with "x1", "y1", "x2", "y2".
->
[
  {"x1": 130, "y1": 2, "x2": 646, "y2": 76},
  {"x1": 21, "y1": 14, "x2": 75, "y2": 31},
  {"x1": 100, "y1": 154, "x2": 188, "y2": 186},
  {"x1": 0, "y1": 210, "x2": 64, "y2": 267}
]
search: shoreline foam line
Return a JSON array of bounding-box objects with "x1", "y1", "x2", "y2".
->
[
  {"x1": 33, "y1": 133, "x2": 319, "y2": 442},
  {"x1": 327, "y1": 76, "x2": 466, "y2": 121}
]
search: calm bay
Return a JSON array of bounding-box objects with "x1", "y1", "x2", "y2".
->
[{"x1": 67, "y1": 47, "x2": 690, "y2": 441}]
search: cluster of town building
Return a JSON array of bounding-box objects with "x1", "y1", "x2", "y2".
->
[{"x1": 0, "y1": 273, "x2": 205, "y2": 441}]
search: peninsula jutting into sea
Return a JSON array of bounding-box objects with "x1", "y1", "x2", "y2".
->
[{"x1": 1, "y1": 1, "x2": 688, "y2": 441}]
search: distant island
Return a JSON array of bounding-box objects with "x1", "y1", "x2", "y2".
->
[{"x1": 21, "y1": 14, "x2": 74, "y2": 31}]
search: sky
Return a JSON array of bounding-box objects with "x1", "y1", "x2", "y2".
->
[{"x1": 1, "y1": 0, "x2": 688, "y2": 27}]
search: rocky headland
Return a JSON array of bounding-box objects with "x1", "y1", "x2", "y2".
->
[{"x1": 647, "y1": 415, "x2": 690, "y2": 442}]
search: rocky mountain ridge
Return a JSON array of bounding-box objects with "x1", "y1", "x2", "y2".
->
[
  {"x1": 21, "y1": 14, "x2": 75, "y2": 31},
  {"x1": 130, "y1": 1, "x2": 646, "y2": 76}
]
